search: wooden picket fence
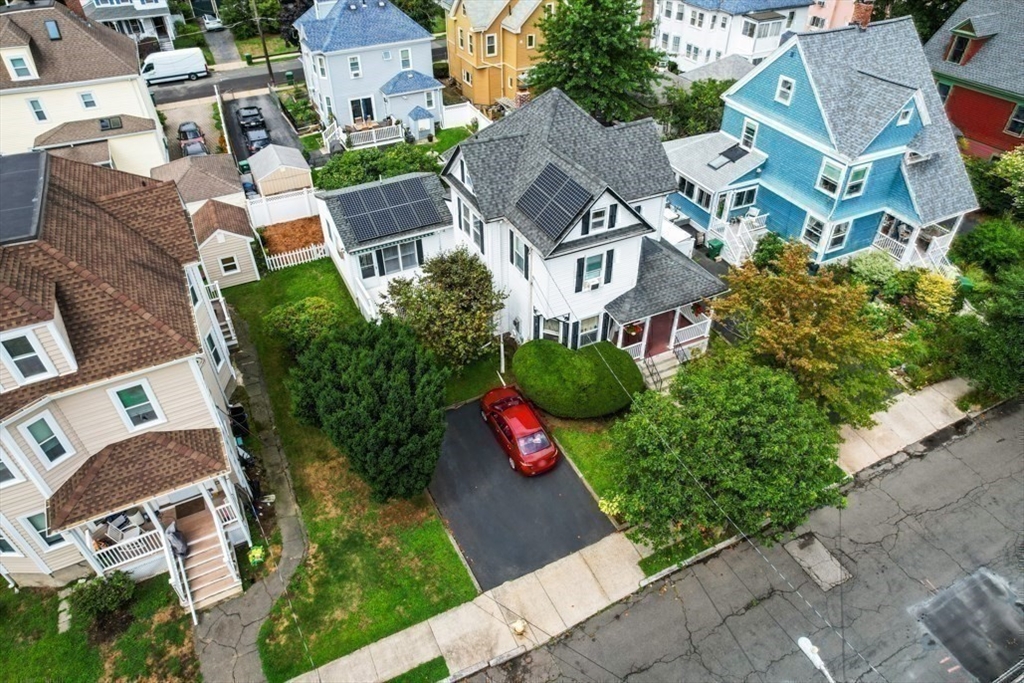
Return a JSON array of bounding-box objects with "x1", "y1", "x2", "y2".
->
[{"x1": 265, "y1": 243, "x2": 328, "y2": 271}]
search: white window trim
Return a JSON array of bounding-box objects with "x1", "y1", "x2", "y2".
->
[
  {"x1": 205, "y1": 331, "x2": 224, "y2": 369},
  {"x1": 463, "y1": 70, "x2": 473, "y2": 85},
  {"x1": 1004, "y1": 104, "x2": 1024, "y2": 137},
  {"x1": 732, "y1": 187, "x2": 757, "y2": 209},
  {"x1": 583, "y1": 253, "x2": 605, "y2": 286},
  {"x1": 220, "y1": 255, "x2": 239, "y2": 274},
  {"x1": 79, "y1": 91, "x2": 97, "y2": 109},
  {"x1": 740, "y1": 118, "x2": 758, "y2": 150},
  {"x1": 316, "y1": 55, "x2": 326, "y2": 78},
  {"x1": 0, "y1": 448, "x2": 26, "y2": 489},
  {"x1": 467, "y1": 33, "x2": 474, "y2": 55},
  {"x1": 399, "y1": 47, "x2": 412, "y2": 70},
  {"x1": 513, "y1": 234, "x2": 527, "y2": 277},
  {"x1": 17, "y1": 410, "x2": 76, "y2": 471},
  {"x1": 425, "y1": 90, "x2": 435, "y2": 109},
  {"x1": 27, "y1": 98, "x2": 47, "y2": 123},
  {"x1": 348, "y1": 55, "x2": 362, "y2": 78},
  {"x1": 826, "y1": 221, "x2": 851, "y2": 253},
  {"x1": 800, "y1": 213, "x2": 826, "y2": 250},
  {"x1": 107, "y1": 378, "x2": 167, "y2": 433},
  {"x1": 458, "y1": 28, "x2": 465, "y2": 50},
  {"x1": 485, "y1": 33, "x2": 497, "y2": 57},
  {"x1": 20, "y1": 512, "x2": 69, "y2": 553},
  {"x1": 1, "y1": 330, "x2": 57, "y2": 385},
  {"x1": 358, "y1": 253, "x2": 376, "y2": 279},
  {"x1": 0, "y1": 527, "x2": 23, "y2": 557},
  {"x1": 844, "y1": 163, "x2": 871, "y2": 199},
  {"x1": 815, "y1": 158, "x2": 844, "y2": 197},
  {"x1": 382, "y1": 50, "x2": 392, "y2": 60},
  {"x1": 6, "y1": 54, "x2": 34, "y2": 80},
  {"x1": 526, "y1": 34, "x2": 535, "y2": 49},
  {"x1": 896, "y1": 106, "x2": 913, "y2": 126},
  {"x1": 774, "y1": 76, "x2": 794, "y2": 105},
  {"x1": 590, "y1": 207, "x2": 608, "y2": 231},
  {"x1": 578, "y1": 315, "x2": 600, "y2": 346}
]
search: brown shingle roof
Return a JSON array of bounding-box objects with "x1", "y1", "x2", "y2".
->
[
  {"x1": 34, "y1": 115, "x2": 155, "y2": 148},
  {"x1": 151, "y1": 155, "x2": 242, "y2": 205},
  {"x1": 0, "y1": 254, "x2": 56, "y2": 327},
  {"x1": 46, "y1": 429, "x2": 229, "y2": 530},
  {"x1": 191, "y1": 199, "x2": 253, "y2": 244},
  {"x1": 0, "y1": 1, "x2": 140, "y2": 90},
  {"x1": 0, "y1": 154, "x2": 201, "y2": 418},
  {"x1": 45, "y1": 141, "x2": 111, "y2": 165}
]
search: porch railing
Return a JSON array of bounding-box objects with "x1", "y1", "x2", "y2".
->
[
  {"x1": 95, "y1": 528, "x2": 164, "y2": 570},
  {"x1": 709, "y1": 214, "x2": 769, "y2": 265},
  {"x1": 674, "y1": 315, "x2": 711, "y2": 347},
  {"x1": 622, "y1": 341, "x2": 644, "y2": 361},
  {"x1": 214, "y1": 502, "x2": 238, "y2": 526},
  {"x1": 206, "y1": 281, "x2": 238, "y2": 347},
  {"x1": 348, "y1": 123, "x2": 404, "y2": 149},
  {"x1": 873, "y1": 232, "x2": 908, "y2": 262}
]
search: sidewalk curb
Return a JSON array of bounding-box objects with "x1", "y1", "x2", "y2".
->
[{"x1": 638, "y1": 533, "x2": 745, "y2": 588}]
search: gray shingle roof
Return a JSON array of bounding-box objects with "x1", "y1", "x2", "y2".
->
[
  {"x1": 408, "y1": 105, "x2": 433, "y2": 120},
  {"x1": 296, "y1": 0, "x2": 429, "y2": 54},
  {"x1": 319, "y1": 172, "x2": 451, "y2": 251},
  {"x1": 380, "y1": 69, "x2": 441, "y2": 95},
  {"x1": 662, "y1": 132, "x2": 767, "y2": 192},
  {"x1": 796, "y1": 18, "x2": 977, "y2": 223},
  {"x1": 656, "y1": 54, "x2": 755, "y2": 101},
  {"x1": 83, "y1": 3, "x2": 170, "y2": 21},
  {"x1": 923, "y1": 0, "x2": 1024, "y2": 98},
  {"x1": 686, "y1": 0, "x2": 812, "y2": 14},
  {"x1": 606, "y1": 238, "x2": 727, "y2": 323},
  {"x1": 248, "y1": 144, "x2": 309, "y2": 181},
  {"x1": 445, "y1": 89, "x2": 677, "y2": 256},
  {"x1": 501, "y1": 0, "x2": 542, "y2": 31},
  {"x1": 456, "y1": 0, "x2": 508, "y2": 31}
]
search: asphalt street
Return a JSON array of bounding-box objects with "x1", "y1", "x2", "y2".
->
[
  {"x1": 150, "y1": 61, "x2": 303, "y2": 104},
  {"x1": 470, "y1": 400, "x2": 1024, "y2": 683},
  {"x1": 430, "y1": 404, "x2": 614, "y2": 591}
]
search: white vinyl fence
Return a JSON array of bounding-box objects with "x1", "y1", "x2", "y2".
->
[
  {"x1": 247, "y1": 187, "x2": 318, "y2": 228},
  {"x1": 265, "y1": 243, "x2": 329, "y2": 271},
  {"x1": 442, "y1": 102, "x2": 493, "y2": 131}
]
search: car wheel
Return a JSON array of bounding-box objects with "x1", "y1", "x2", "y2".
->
[
  {"x1": 189, "y1": 73, "x2": 198, "y2": 81},
  {"x1": 508, "y1": 457, "x2": 516, "y2": 471}
]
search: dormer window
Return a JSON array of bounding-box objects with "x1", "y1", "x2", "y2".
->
[
  {"x1": 946, "y1": 35, "x2": 969, "y2": 64},
  {"x1": 7, "y1": 56, "x2": 33, "y2": 79},
  {"x1": 590, "y1": 208, "x2": 607, "y2": 231},
  {"x1": 897, "y1": 106, "x2": 913, "y2": 126},
  {"x1": 1, "y1": 333, "x2": 54, "y2": 383}
]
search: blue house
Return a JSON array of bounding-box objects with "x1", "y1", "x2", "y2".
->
[{"x1": 663, "y1": 17, "x2": 978, "y2": 270}]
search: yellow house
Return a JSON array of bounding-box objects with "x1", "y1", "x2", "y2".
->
[{"x1": 446, "y1": 0, "x2": 551, "y2": 108}]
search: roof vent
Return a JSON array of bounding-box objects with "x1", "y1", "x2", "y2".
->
[
  {"x1": 378, "y1": 0, "x2": 385, "y2": 6},
  {"x1": 905, "y1": 149, "x2": 933, "y2": 165},
  {"x1": 348, "y1": 2, "x2": 356, "y2": 8}
]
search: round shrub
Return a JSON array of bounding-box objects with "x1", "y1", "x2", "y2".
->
[
  {"x1": 751, "y1": 232, "x2": 786, "y2": 270},
  {"x1": 850, "y1": 250, "x2": 898, "y2": 291},
  {"x1": 264, "y1": 296, "x2": 346, "y2": 357},
  {"x1": 915, "y1": 271, "x2": 956, "y2": 317},
  {"x1": 512, "y1": 340, "x2": 644, "y2": 418},
  {"x1": 69, "y1": 570, "x2": 135, "y2": 622}
]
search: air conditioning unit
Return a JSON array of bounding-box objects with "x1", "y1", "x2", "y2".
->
[{"x1": 584, "y1": 278, "x2": 601, "y2": 291}]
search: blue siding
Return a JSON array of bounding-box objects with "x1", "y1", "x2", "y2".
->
[
  {"x1": 862, "y1": 100, "x2": 922, "y2": 155},
  {"x1": 832, "y1": 153, "x2": 904, "y2": 221},
  {"x1": 731, "y1": 167, "x2": 762, "y2": 186},
  {"x1": 883, "y1": 166, "x2": 920, "y2": 222},
  {"x1": 822, "y1": 212, "x2": 884, "y2": 261},
  {"x1": 728, "y1": 47, "x2": 833, "y2": 148},
  {"x1": 721, "y1": 106, "x2": 747, "y2": 141},
  {"x1": 751, "y1": 123, "x2": 839, "y2": 220},
  {"x1": 756, "y1": 186, "x2": 807, "y2": 241},
  {"x1": 669, "y1": 192, "x2": 711, "y2": 229}
]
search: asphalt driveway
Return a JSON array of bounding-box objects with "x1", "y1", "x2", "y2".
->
[
  {"x1": 222, "y1": 94, "x2": 300, "y2": 161},
  {"x1": 430, "y1": 403, "x2": 615, "y2": 591}
]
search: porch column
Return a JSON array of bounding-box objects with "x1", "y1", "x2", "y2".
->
[
  {"x1": 143, "y1": 501, "x2": 183, "y2": 600},
  {"x1": 902, "y1": 223, "x2": 924, "y2": 267},
  {"x1": 670, "y1": 307, "x2": 681, "y2": 348},
  {"x1": 615, "y1": 323, "x2": 623, "y2": 348},
  {"x1": 640, "y1": 318, "x2": 651, "y2": 357},
  {"x1": 67, "y1": 528, "x2": 105, "y2": 577}
]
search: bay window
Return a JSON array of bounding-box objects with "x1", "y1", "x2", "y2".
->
[{"x1": 579, "y1": 316, "x2": 600, "y2": 346}]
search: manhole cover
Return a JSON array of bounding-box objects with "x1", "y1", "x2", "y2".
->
[{"x1": 913, "y1": 569, "x2": 1024, "y2": 682}]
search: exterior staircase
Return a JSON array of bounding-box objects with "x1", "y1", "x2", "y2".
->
[
  {"x1": 640, "y1": 351, "x2": 682, "y2": 392},
  {"x1": 176, "y1": 510, "x2": 242, "y2": 612}
]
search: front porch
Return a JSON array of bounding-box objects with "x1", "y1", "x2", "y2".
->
[
  {"x1": 609, "y1": 304, "x2": 712, "y2": 390},
  {"x1": 871, "y1": 213, "x2": 959, "y2": 275},
  {"x1": 321, "y1": 120, "x2": 405, "y2": 151}
]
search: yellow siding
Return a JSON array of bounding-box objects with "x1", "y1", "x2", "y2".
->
[
  {"x1": 107, "y1": 131, "x2": 168, "y2": 177},
  {"x1": 200, "y1": 233, "x2": 259, "y2": 288},
  {"x1": 50, "y1": 304, "x2": 75, "y2": 368},
  {"x1": 34, "y1": 326, "x2": 71, "y2": 375},
  {"x1": 257, "y1": 168, "x2": 312, "y2": 196},
  {"x1": 1, "y1": 362, "x2": 15, "y2": 389}
]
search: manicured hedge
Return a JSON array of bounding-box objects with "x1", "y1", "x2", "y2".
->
[{"x1": 512, "y1": 340, "x2": 644, "y2": 418}]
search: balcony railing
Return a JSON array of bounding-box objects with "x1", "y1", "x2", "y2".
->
[
  {"x1": 674, "y1": 314, "x2": 711, "y2": 347},
  {"x1": 348, "y1": 123, "x2": 404, "y2": 149},
  {"x1": 95, "y1": 528, "x2": 164, "y2": 570},
  {"x1": 622, "y1": 342, "x2": 644, "y2": 361},
  {"x1": 873, "y1": 232, "x2": 908, "y2": 262},
  {"x1": 214, "y1": 503, "x2": 238, "y2": 526}
]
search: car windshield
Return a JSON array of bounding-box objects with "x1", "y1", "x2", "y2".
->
[
  {"x1": 517, "y1": 431, "x2": 551, "y2": 456},
  {"x1": 247, "y1": 130, "x2": 268, "y2": 140}
]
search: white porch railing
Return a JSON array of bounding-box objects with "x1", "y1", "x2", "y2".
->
[
  {"x1": 622, "y1": 342, "x2": 644, "y2": 361},
  {"x1": 872, "y1": 232, "x2": 908, "y2": 262},
  {"x1": 709, "y1": 213, "x2": 769, "y2": 265},
  {"x1": 214, "y1": 502, "x2": 238, "y2": 526},
  {"x1": 349, "y1": 123, "x2": 404, "y2": 149},
  {"x1": 206, "y1": 281, "x2": 237, "y2": 347},
  {"x1": 265, "y1": 242, "x2": 329, "y2": 271},
  {"x1": 674, "y1": 314, "x2": 711, "y2": 347},
  {"x1": 322, "y1": 121, "x2": 340, "y2": 149},
  {"x1": 94, "y1": 528, "x2": 164, "y2": 570}
]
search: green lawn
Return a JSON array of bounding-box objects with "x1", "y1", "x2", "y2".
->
[
  {"x1": 638, "y1": 529, "x2": 733, "y2": 577},
  {"x1": 446, "y1": 349, "x2": 508, "y2": 405},
  {"x1": 235, "y1": 34, "x2": 292, "y2": 58},
  {"x1": 430, "y1": 126, "x2": 471, "y2": 154},
  {"x1": 173, "y1": 35, "x2": 214, "y2": 65},
  {"x1": 300, "y1": 133, "x2": 322, "y2": 153},
  {"x1": 548, "y1": 417, "x2": 618, "y2": 500},
  {"x1": 0, "y1": 578, "x2": 198, "y2": 682},
  {"x1": 389, "y1": 656, "x2": 449, "y2": 683},
  {"x1": 225, "y1": 260, "x2": 477, "y2": 683}
]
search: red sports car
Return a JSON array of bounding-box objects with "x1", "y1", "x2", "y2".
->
[{"x1": 480, "y1": 387, "x2": 559, "y2": 476}]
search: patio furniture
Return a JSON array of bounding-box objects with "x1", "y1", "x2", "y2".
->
[
  {"x1": 122, "y1": 527, "x2": 141, "y2": 540},
  {"x1": 105, "y1": 525, "x2": 124, "y2": 543},
  {"x1": 127, "y1": 510, "x2": 146, "y2": 527}
]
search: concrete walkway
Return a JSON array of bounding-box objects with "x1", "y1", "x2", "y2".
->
[
  {"x1": 838, "y1": 377, "x2": 970, "y2": 474},
  {"x1": 290, "y1": 533, "x2": 646, "y2": 683},
  {"x1": 194, "y1": 316, "x2": 307, "y2": 683}
]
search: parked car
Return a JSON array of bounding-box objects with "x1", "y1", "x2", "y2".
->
[
  {"x1": 202, "y1": 14, "x2": 224, "y2": 31},
  {"x1": 176, "y1": 121, "x2": 205, "y2": 147},
  {"x1": 141, "y1": 48, "x2": 208, "y2": 85},
  {"x1": 182, "y1": 141, "x2": 210, "y2": 157},
  {"x1": 244, "y1": 128, "x2": 270, "y2": 154},
  {"x1": 236, "y1": 106, "x2": 265, "y2": 130},
  {"x1": 480, "y1": 387, "x2": 559, "y2": 476}
]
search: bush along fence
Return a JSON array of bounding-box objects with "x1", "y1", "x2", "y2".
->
[{"x1": 265, "y1": 243, "x2": 329, "y2": 271}]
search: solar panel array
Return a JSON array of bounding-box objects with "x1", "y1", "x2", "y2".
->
[
  {"x1": 515, "y1": 163, "x2": 592, "y2": 238},
  {"x1": 339, "y1": 178, "x2": 441, "y2": 243}
]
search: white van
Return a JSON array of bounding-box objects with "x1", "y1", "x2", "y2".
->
[{"x1": 142, "y1": 48, "x2": 209, "y2": 85}]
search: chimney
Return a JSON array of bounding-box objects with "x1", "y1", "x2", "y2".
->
[
  {"x1": 63, "y1": 0, "x2": 87, "y2": 17},
  {"x1": 852, "y1": 1, "x2": 873, "y2": 29}
]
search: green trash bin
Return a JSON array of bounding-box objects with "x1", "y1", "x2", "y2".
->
[
  {"x1": 244, "y1": 53, "x2": 253, "y2": 66},
  {"x1": 285, "y1": 71, "x2": 295, "y2": 86},
  {"x1": 707, "y1": 238, "x2": 724, "y2": 260},
  {"x1": 957, "y1": 275, "x2": 974, "y2": 293},
  {"x1": 238, "y1": 159, "x2": 250, "y2": 174}
]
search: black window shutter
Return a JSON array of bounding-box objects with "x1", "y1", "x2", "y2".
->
[
  {"x1": 533, "y1": 314, "x2": 541, "y2": 340},
  {"x1": 479, "y1": 221, "x2": 485, "y2": 255},
  {"x1": 416, "y1": 240, "x2": 424, "y2": 265},
  {"x1": 581, "y1": 211, "x2": 590, "y2": 235},
  {"x1": 609, "y1": 204, "x2": 618, "y2": 228},
  {"x1": 574, "y1": 258, "x2": 584, "y2": 292},
  {"x1": 601, "y1": 312, "x2": 611, "y2": 341},
  {"x1": 457, "y1": 197, "x2": 463, "y2": 231},
  {"x1": 560, "y1": 322, "x2": 568, "y2": 346},
  {"x1": 523, "y1": 245, "x2": 530, "y2": 280},
  {"x1": 570, "y1": 321, "x2": 580, "y2": 349},
  {"x1": 509, "y1": 230, "x2": 515, "y2": 265},
  {"x1": 375, "y1": 249, "x2": 385, "y2": 274},
  {"x1": 604, "y1": 249, "x2": 614, "y2": 284}
]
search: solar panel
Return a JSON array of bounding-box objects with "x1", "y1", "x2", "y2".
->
[
  {"x1": 336, "y1": 177, "x2": 443, "y2": 244},
  {"x1": 721, "y1": 145, "x2": 748, "y2": 162},
  {"x1": 0, "y1": 152, "x2": 46, "y2": 245},
  {"x1": 514, "y1": 163, "x2": 593, "y2": 238}
]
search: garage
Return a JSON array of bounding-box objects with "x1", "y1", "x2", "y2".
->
[{"x1": 430, "y1": 403, "x2": 615, "y2": 591}]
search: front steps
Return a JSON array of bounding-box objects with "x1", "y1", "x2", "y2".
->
[{"x1": 176, "y1": 511, "x2": 242, "y2": 612}]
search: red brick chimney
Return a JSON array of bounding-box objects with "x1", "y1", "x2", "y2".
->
[
  {"x1": 852, "y1": 1, "x2": 873, "y2": 29},
  {"x1": 59, "y1": 0, "x2": 88, "y2": 19}
]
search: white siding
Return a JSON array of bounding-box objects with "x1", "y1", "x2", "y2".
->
[{"x1": 200, "y1": 233, "x2": 260, "y2": 288}]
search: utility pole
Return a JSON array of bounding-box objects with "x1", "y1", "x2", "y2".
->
[{"x1": 250, "y1": 0, "x2": 275, "y2": 85}]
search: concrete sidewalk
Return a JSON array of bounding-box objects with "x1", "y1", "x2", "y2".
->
[
  {"x1": 838, "y1": 377, "x2": 969, "y2": 474},
  {"x1": 290, "y1": 533, "x2": 645, "y2": 683}
]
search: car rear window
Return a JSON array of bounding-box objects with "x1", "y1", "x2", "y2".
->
[{"x1": 518, "y1": 431, "x2": 551, "y2": 456}]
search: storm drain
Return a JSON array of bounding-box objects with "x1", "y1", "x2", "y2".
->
[
  {"x1": 913, "y1": 569, "x2": 1024, "y2": 682},
  {"x1": 783, "y1": 533, "x2": 851, "y2": 591}
]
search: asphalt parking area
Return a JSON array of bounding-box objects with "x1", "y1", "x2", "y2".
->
[
  {"x1": 430, "y1": 403, "x2": 615, "y2": 591},
  {"x1": 222, "y1": 94, "x2": 300, "y2": 161}
]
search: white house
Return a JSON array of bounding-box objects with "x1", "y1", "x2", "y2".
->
[
  {"x1": 654, "y1": 0, "x2": 813, "y2": 71},
  {"x1": 0, "y1": 0, "x2": 168, "y2": 176},
  {"x1": 69, "y1": 0, "x2": 178, "y2": 45},
  {"x1": 295, "y1": 0, "x2": 444, "y2": 150}
]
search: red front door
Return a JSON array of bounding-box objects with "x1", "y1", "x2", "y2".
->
[{"x1": 646, "y1": 311, "x2": 675, "y2": 357}]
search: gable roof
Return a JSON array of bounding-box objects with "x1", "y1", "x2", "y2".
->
[
  {"x1": 0, "y1": 154, "x2": 201, "y2": 419},
  {"x1": 33, "y1": 115, "x2": 155, "y2": 148},
  {"x1": 923, "y1": 0, "x2": 1024, "y2": 98},
  {"x1": 501, "y1": 0, "x2": 542, "y2": 31},
  {"x1": 191, "y1": 199, "x2": 253, "y2": 245},
  {"x1": 248, "y1": 143, "x2": 309, "y2": 181},
  {"x1": 453, "y1": 0, "x2": 508, "y2": 31},
  {"x1": 408, "y1": 105, "x2": 434, "y2": 121},
  {"x1": 151, "y1": 154, "x2": 242, "y2": 204},
  {"x1": 445, "y1": 88, "x2": 676, "y2": 256},
  {"x1": 46, "y1": 429, "x2": 229, "y2": 531},
  {"x1": 793, "y1": 18, "x2": 977, "y2": 223},
  {"x1": 380, "y1": 69, "x2": 441, "y2": 96},
  {"x1": 684, "y1": 0, "x2": 811, "y2": 14},
  {"x1": 295, "y1": 0, "x2": 430, "y2": 53},
  {"x1": 0, "y1": 0, "x2": 140, "y2": 90},
  {"x1": 46, "y1": 141, "x2": 112, "y2": 165}
]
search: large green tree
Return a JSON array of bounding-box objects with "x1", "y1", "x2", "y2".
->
[
  {"x1": 658, "y1": 79, "x2": 734, "y2": 138},
  {"x1": 315, "y1": 144, "x2": 440, "y2": 190},
  {"x1": 953, "y1": 265, "x2": 1024, "y2": 398},
  {"x1": 715, "y1": 243, "x2": 900, "y2": 427},
  {"x1": 604, "y1": 351, "x2": 844, "y2": 550},
  {"x1": 871, "y1": 0, "x2": 965, "y2": 41},
  {"x1": 219, "y1": 0, "x2": 281, "y2": 40},
  {"x1": 382, "y1": 246, "x2": 507, "y2": 368},
  {"x1": 290, "y1": 320, "x2": 448, "y2": 502},
  {"x1": 530, "y1": 0, "x2": 661, "y2": 124}
]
